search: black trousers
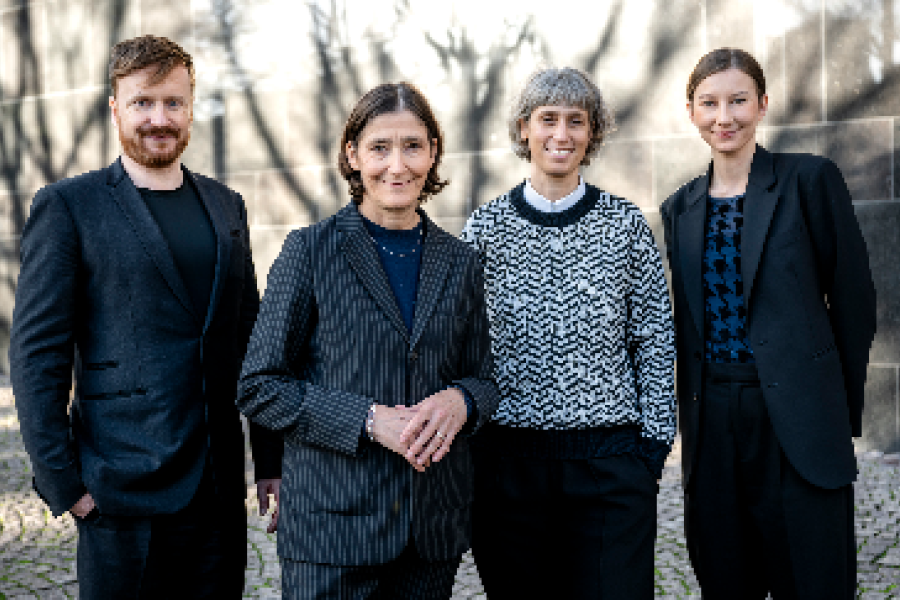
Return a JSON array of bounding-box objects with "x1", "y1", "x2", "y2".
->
[
  {"x1": 471, "y1": 453, "x2": 658, "y2": 600},
  {"x1": 281, "y1": 542, "x2": 459, "y2": 600},
  {"x1": 687, "y1": 362, "x2": 856, "y2": 600},
  {"x1": 75, "y1": 469, "x2": 247, "y2": 600}
]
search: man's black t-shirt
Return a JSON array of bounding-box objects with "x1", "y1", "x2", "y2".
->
[{"x1": 139, "y1": 177, "x2": 217, "y2": 321}]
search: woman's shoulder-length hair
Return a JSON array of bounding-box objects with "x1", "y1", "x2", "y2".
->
[
  {"x1": 508, "y1": 66, "x2": 615, "y2": 166},
  {"x1": 338, "y1": 82, "x2": 448, "y2": 204}
]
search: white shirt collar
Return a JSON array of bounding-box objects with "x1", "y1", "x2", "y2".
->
[{"x1": 524, "y1": 177, "x2": 586, "y2": 213}]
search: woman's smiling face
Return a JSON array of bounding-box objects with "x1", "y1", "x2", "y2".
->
[
  {"x1": 520, "y1": 105, "x2": 591, "y2": 179},
  {"x1": 689, "y1": 68, "x2": 768, "y2": 158},
  {"x1": 345, "y1": 110, "x2": 436, "y2": 218}
]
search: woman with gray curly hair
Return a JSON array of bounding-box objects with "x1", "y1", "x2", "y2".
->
[{"x1": 461, "y1": 67, "x2": 676, "y2": 599}]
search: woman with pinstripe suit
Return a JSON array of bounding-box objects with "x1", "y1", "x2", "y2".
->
[{"x1": 237, "y1": 82, "x2": 500, "y2": 600}]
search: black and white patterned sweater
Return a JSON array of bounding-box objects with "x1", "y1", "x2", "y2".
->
[{"x1": 461, "y1": 182, "x2": 677, "y2": 475}]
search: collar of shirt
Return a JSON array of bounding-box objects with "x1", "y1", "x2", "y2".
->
[{"x1": 523, "y1": 176, "x2": 586, "y2": 213}]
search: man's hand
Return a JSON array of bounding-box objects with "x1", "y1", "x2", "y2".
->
[
  {"x1": 256, "y1": 478, "x2": 281, "y2": 534},
  {"x1": 370, "y1": 405, "x2": 427, "y2": 472},
  {"x1": 70, "y1": 493, "x2": 96, "y2": 518},
  {"x1": 401, "y1": 388, "x2": 467, "y2": 466}
]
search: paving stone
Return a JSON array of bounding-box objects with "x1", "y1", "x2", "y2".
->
[{"x1": 1, "y1": 386, "x2": 898, "y2": 598}]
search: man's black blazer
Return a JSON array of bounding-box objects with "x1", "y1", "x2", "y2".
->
[
  {"x1": 660, "y1": 145, "x2": 876, "y2": 490},
  {"x1": 238, "y1": 202, "x2": 500, "y2": 566},
  {"x1": 10, "y1": 158, "x2": 281, "y2": 517}
]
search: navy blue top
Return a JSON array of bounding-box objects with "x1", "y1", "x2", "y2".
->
[
  {"x1": 362, "y1": 215, "x2": 474, "y2": 421},
  {"x1": 703, "y1": 194, "x2": 755, "y2": 363},
  {"x1": 363, "y1": 217, "x2": 423, "y2": 332}
]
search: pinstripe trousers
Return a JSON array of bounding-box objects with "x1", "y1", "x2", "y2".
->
[{"x1": 281, "y1": 542, "x2": 459, "y2": 600}]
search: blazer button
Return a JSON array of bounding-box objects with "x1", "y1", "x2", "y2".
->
[
  {"x1": 393, "y1": 500, "x2": 401, "y2": 514},
  {"x1": 409, "y1": 350, "x2": 419, "y2": 362},
  {"x1": 693, "y1": 393, "x2": 698, "y2": 402}
]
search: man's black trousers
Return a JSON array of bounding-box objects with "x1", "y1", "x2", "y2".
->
[{"x1": 75, "y1": 467, "x2": 247, "y2": 600}]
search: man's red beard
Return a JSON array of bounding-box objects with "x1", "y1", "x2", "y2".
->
[{"x1": 119, "y1": 124, "x2": 190, "y2": 168}]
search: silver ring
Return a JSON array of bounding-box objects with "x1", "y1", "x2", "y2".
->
[{"x1": 436, "y1": 431, "x2": 444, "y2": 439}]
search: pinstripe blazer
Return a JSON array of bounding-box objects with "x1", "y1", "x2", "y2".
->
[{"x1": 237, "y1": 201, "x2": 499, "y2": 566}]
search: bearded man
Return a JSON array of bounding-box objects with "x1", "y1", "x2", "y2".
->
[{"x1": 9, "y1": 35, "x2": 281, "y2": 600}]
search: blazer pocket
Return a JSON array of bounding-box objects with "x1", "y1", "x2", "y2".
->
[
  {"x1": 81, "y1": 388, "x2": 147, "y2": 401},
  {"x1": 78, "y1": 360, "x2": 140, "y2": 400}
]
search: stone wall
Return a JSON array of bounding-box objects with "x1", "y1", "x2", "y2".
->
[{"x1": 0, "y1": 0, "x2": 897, "y2": 452}]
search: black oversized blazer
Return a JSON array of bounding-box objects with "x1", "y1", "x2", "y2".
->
[
  {"x1": 660, "y1": 145, "x2": 876, "y2": 490},
  {"x1": 10, "y1": 158, "x2": 281, "y2": 517},
  {"x1": 237, "y1": 202, "x2": 500, "y2": 566}
]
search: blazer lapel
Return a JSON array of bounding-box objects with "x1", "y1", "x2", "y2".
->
[
  {"x1": 409, "y1": 215, "x2": 450, "y2": 349},
  {"x1": 188, "y1": 169, "x2": 232, "y2": 332},
  {"x1": 337, "y1": 204, "x2": 409, "y2": 340},
  {"x1": 677, "y1": 167, "x2": 710, "y2": 338},
  {"x1": 741, "y1": 145, "x2": 779, "y2": 310},
  {"x1": 106, "y1": 159, "x2": 199, "y2": 322}
]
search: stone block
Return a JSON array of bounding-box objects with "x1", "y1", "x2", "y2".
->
[
  {"x1": 0, "y1": 191, "x2": 33, "y2": 237},
  {"x1": 139, "y1": 0, "x2": 193, "y2": 49},
  {"x1": 855, "y1": 201, "x2": 900, "y2": 364},
  {"x1": 821, "y1": 120, "x2": 892, "y2": 202},
  {"x1": 43, "y1": 0, "x2": 94, "y2": 94},
  {"x1": 431, "y1": 150, "x2": 525, "y2": 221},
  {"x1": 0, "y1": 235, "x2": 18, "y2": 376},
  {"x1": 180, "y1": 117, "x2": 215, "y2": 178},
  {"x1": 652, "y1": 136, "x2": 710, "y2": 206},
  {"x1": 705, "y1": 0, "x2": 755, "y2": 52},
  {"x1": 0, "y1": 90, "x2": 110, "y2": 193},
  {"x1": 593, "y1": 0, "x2": 704, "y2": 140},
  {"x1": 92, "y1": 0, "x2": 142, "y2": 86},
  {"x1": 1, "y1": 5, "x2": 46, "y2": 96},
  {"x1": 759, "y1": 10, "x2": 824, "y2": 125},
  {"x1": 284, "y1": 79, "x2": 363, "y2": 170},
  {"x1": 221, "y1": 90, "x2": 289, "y2": 176},
  {"x1": 221, "y1": 172, "x2": 257, "y2": 221},
  {"x1": 249, "y1": 226, "x2": 294, "y2": 294},
  {"x1": 767, "y1": 121, "x2": 892, "y2": 202},
  {"x1": 584, "y1": 139, "x2": 653, "y2": 210},
  {"x1": 253, "y1": 168, "x2": 321, "y2": 228},
  {"x1": 824, "y1": 1, "x2": 900, "y2": 121},
  {"x1": 860, "y1": 365, "x2": 899, "y2": 454}
]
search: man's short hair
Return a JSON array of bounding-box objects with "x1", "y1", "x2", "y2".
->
[{"x1": 109, "y1": 35, "x2": 195, "y2": 97}]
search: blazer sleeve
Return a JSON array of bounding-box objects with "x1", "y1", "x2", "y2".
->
[
  {"x1": 451, "y1": 255, "x2": 500, "y2": 434},
  {"x1": 9, "y1": 188, "x2": 88, "y2": 516},
  {"x1": 237, "y1": 230, "x2": 373, "y2": 458},
  {"x1": 802, "y1": 159, "x2": 876, "y2": 436},
  {"x1": 231, "y1": 190, "x2": 282, "y2": 481}
]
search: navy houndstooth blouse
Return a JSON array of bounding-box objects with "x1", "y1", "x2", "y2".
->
[{"x1": 703, "y1": 195, "x2": 755, "y2": 363}]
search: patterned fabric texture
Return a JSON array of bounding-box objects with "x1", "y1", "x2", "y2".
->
[
  {"x1": 461, "y1": 182, "x2": 676, "y2": 456},
  {"x1": 703, "y1": 194, "x2": 754, "y2": 363},
  {"x1": 237, "y1": 202, "x2": 499, "y2": 566}
]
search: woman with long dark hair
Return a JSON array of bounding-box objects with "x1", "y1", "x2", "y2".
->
[{"x1": 661, "y1": 48, "x2": 876, "y2": 599}]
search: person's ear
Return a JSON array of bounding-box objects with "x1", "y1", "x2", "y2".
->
[
  {"x1": 109, "y1": 96, "x2": 119, "y2": 129},
  {"x1": 758, "y1": 94, "x2": 769, "y2": 119},
  {"x1": 345, "y1": 141, "x2": 359, "y2": 170}
]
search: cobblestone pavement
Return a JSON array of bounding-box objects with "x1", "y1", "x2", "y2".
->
[{"x1": 0, "y1": 382, "x2": 897, "y2": 598}]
